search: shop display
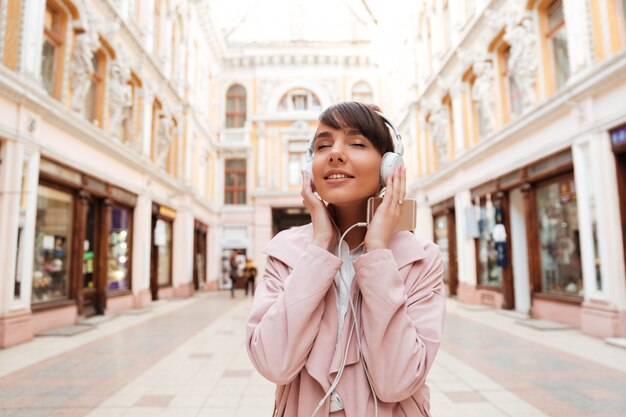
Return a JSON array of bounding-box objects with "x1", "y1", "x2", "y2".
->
[
  {"x1": 434, "y1": 215, "x2": 450, "y2": 283},
  {"x1": 107, "y1": 207, "x2": 131, "y2": 291},
  {"x1": 32, "y1": 185, "x2": 73, "y2": 303},
  {"x1": 156, "y1": 219, "x2": 173, "y2": 286},
  {"x1": 476, "y1": 194, "x2": 504, "y2": 286},
  {"x1": 536, "y1": 178, "x2": 583, "y2": 296}
]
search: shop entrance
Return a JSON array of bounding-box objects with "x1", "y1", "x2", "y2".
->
[
  {"x1": 150, "y1": 204, "x2": 175, "y2": 300},
  {"x1": 78, "y1": 198, "x2": 104, "y2": 317},
  {"x1": 193, "y1": 221, "x2": 208, "y2": 291},
  {"x1": 272, "y1": 207, "x2": 311, "y2": 236},
  {"x1": 432, "y1": 199, "x2": 458, "y2": 296}
]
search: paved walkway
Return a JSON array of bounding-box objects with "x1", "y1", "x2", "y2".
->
[{"x1": 0, "y1": 291, "x2": 625, "y2": 417}]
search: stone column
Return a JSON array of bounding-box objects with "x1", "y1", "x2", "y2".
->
[
  {"x1": 454, "y1": 189, "x2": 478, "y2": 303},
  {"x1": 172, "y1": 197, "x2": 194, "y2": 297},
  {"x1": 132, "y1": 193, "x2": 152, "y2": 308},
  {"x1": 257, "y1": 121, "x2": 266, "y2": 190}
]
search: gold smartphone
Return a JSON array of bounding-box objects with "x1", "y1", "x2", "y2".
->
[{"x1": 367, "y1": 197, "x2": 417, "y2": 231}]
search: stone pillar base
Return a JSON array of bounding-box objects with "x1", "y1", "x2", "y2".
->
[
  {"x1": 174, "y1": 282, "x2": 194, "y2": 298},
  {"x1": 203, "y1": 281, "x2": 219, "y2": 291},
  {"x1": 0, "y1": 310, "x2": 33, "y2": 348},
  {"x1": 133, "y1": 289, "x2": 152, "y2": 309},
  {"x1": 581, "y1": 301, "x2": 626, "y2": 338},
  {"x1": 105, "y1": 294, "x2": 134, "y2": 315}
]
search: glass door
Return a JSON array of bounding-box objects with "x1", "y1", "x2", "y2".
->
[{"x1": 81, "y1": 201, "x2": 101, "y2": 316}]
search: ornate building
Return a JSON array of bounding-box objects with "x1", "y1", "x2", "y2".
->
[
  {"x1": 390, "y1": 0, "x2": 626, "y2": 338},
  {"x1": 0, "y1": 0, "x2": 379, "y2": 347}
]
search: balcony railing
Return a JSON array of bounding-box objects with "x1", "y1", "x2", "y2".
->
[{"x1": 219, "y1": 129, "x2": 248, "y2": 147}]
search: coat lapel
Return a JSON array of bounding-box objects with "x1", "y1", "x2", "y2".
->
[{"x1": 262, "y1": 223, "x2": 430, "y2": 392}]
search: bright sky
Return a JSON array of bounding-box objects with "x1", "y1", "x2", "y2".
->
[{"x1": 209, "y1": 0, "x2": 413, "y2": 44}]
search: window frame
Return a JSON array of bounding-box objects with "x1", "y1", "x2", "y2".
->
[
  {"x1": 224, "y1": 158, "x2": 247, "y2": 205},
  {"x1": 226, "y1": 84, "x2": 247, "y2": 128}
]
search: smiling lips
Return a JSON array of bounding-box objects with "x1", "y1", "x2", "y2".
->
[{"x1": 324, "y1": 171, "x2": 354, "y2": 182}]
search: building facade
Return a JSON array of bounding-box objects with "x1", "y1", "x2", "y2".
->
[
  {"x1": 392, "y1": 0, "x2": 626, "y2": 338},
  {"x1": 0, "y1": 0, "x2": 380, "y2": 347},
  {"x1": 0, "y1": 0, "x2": 229, "y2": 347}
]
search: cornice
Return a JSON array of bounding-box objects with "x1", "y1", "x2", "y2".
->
[
  {"x1": 409, "y1": 50, "x2": 626, "y2": 195},
  {"x1": 0, "y1": 66, "x2": 187, "y2": 194}
]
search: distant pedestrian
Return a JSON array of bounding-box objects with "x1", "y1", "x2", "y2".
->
[
  {"x1": 229, "y1": 250, "x2": 239, "y2": 298},
  {"x1": 243, "y1": 258, "x2": 257, "y2": 297}
]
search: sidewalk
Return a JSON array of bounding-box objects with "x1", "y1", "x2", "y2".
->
[{"x1": 0, "y1": 291, "x2": 624, "y2": 417}]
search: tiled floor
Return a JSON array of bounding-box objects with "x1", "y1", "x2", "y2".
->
[{"x1": 1, "y1": 291, "x2": 625, "y2": 417}]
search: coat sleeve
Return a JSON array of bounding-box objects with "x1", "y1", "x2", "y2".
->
[
  {"x1": 353, "y1": 242, "x2": 445, "y2": 402},
  {"x1": 246, "y1": 244, "x2": 342, "y2": 385}
]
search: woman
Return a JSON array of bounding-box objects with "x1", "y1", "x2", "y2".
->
[{"x1": 247, "y1": 102, "x2": 445, "y2": 417}]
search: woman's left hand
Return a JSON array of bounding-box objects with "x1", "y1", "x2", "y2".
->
[{"x1": 364, "y1": 166, "x2": 406, "y2": 251}]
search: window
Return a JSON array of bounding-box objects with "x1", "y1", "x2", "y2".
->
[
  {"x1": 536, "y1": 175, "x2": 583, "y2": 297},
  {"x1": 502, "y1": 46, "x2": 523, "y2": 118},
  {"x1": 277, "y1": 89, "x2": 321, "y2": 112},
  {"x1": 40, "y1": 5, "x2": 66, "y2": 96},
  {"x1": 224, "y1": 159, "x2": 246, "y2": 204},
  {"x1": 434, "y1": 215, "x2": 450, "y2": 284},
  {"x1": 351, "y1": 81, "x2": 373, "y2": 103},
  {"x1": 108, "y1": 206, "x2": 132, "y2": 291},
  {"x1": 475, "y1": 194, "x2": 505, "y2": 287},
  {"x1": 3, "y1": 0, "x2": 22, "y2": 70},
  {"x1": 226, "y1": 84, "x2": 246, "y2": 128},
  {"x1": 545, "y1": 0, "x2": 570, "y2": 91},
  {"x1": 32, "y1": 185, "x2": 74, "y2": 303},
  {"x1": 155, "y1": 218, "x2": 173, "y2": 286},
  {"x1": 84, "y1": 50, "x2": 106, "y2": 125},
  {"x1": 288, "y1": 141, "x2": 309, "y2": 187}
]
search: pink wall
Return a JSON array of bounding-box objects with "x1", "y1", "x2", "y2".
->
[
  {"x1": 32, "y1": 305, "x2": 77, "y2": 334},
  {"x1": 531, "y1": 298, "x2": 581, "y2": 328},
  {"x1": 0, "y1": 310, "x2": 33, "y2": 348}
]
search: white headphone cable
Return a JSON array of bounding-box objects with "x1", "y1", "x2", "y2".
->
[{"x1": 311, "y1": 222, "x2": 381, "y2": 417}]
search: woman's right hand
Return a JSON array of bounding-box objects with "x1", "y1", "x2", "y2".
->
[{"x1": 301, "y1": 170, "x2": 337, "y2": 252}]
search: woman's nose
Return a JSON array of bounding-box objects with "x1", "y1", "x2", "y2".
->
[{"x1": 329, "y1": 149, "x2": 345, "y2": 163}]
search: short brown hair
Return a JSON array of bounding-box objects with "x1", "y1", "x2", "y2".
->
[{"x1": 317, "y1": 102, "x2": 394, "y2": 156}]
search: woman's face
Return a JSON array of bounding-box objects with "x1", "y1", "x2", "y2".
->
[{"x1": 311, "y1": 123, "x2": 382, "y2": 206}]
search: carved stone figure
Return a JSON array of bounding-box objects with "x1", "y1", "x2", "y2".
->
[
  {"x1": 471, "y1": 60, "x2": 496, "y2": 137},
  {"x1": 108, "y1": 61, "x2": 132, "y2": 138},
  {"x1": 504, "y1": 17, "x2": 537, "y2": 110},
  {"x1": 156, "y1": 107, "x2": 173, "y2": 169},
  {"x1": 428, "y1": 106, "x2": 450, "y2": 165},
  {"x1": 70, "y1": 31, "x2": 99, "y2": 111}
]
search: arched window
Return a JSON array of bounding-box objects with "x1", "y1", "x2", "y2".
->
[
  {"x1": 226, "y1": 84, "x2": 246, "y2": 128},
  {"x1": 351, "y1": 81, "x2": 373, "y2": 103},
  {"x1": 277, "y1": 89, "x2": 321, "y2": 112}
]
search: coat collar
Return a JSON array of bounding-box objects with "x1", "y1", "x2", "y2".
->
[{"x1": 263, "y1": 223, "x2": 428, "y2": 269}]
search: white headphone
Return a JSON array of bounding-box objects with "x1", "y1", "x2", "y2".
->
[{"x1": 305, "y1": 112, "x2": 405, "y2": 186}]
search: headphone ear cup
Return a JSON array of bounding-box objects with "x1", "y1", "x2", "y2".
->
[
  {"x1": 305, "y1": 159, "x2": 314, "y2": 182},
  {"x1": 380, "y1": 152, "x2": 404, "y2": 185}
]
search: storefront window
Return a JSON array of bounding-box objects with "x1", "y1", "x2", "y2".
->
[
  {"x1": 156, "y1": 219, "x2": 173, "y2": 286},
  {"x1": 536, "y1": 177, "x2": 583, "y2": 296},
  {"x1": 434, "y1": 215, "x2": 450, "y2": 283},
  {"x1": 32, "y1": 185, "x2": 73, "y2": 303},
  {"x1": 477, "y1": 196, "x2": 504, "y2": 286},
  {"x1": 108, "y1": 206, "x2": 131, "y2": 291}
]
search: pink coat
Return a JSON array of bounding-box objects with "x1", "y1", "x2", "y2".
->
[{"x1": 246, "y1": 224, "x2": 445, "y2": 417}]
